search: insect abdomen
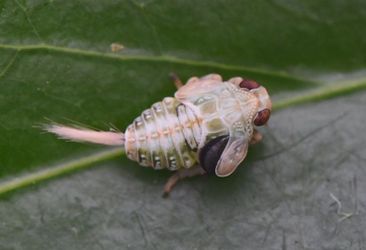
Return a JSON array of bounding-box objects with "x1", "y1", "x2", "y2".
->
[{"x1": 124, "y1": 97, "x2": 201, "y2": 170}]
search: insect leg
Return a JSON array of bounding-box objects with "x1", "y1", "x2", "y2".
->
[
  {"x1": 169, "y1": 72, "x2": 184, "y2": 89},
  {"x1": 250, "y1": 129, "x2": 263, "y2": 145},
  {"x1": 162, "y1": 166, "x2": 206, "y2": 197}
]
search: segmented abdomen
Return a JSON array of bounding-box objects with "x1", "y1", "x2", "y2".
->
[{"x1": 124, "y1": 97, "x2": 201, "y2": 170}]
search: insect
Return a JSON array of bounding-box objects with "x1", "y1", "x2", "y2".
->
[{"x1": 45, "y1": 73, "x2": 272, "y2": 196}]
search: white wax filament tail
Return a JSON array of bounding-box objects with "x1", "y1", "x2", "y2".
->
[{"x1": 44, "y1": 124, "x2": 125, "y2": 146}]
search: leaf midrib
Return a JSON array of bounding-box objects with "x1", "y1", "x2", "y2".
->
[
  {"x1": 0, "y1": 77, "x2": 365, "y2": 196},
  {"x1": 1, "y1": 42, "x2": 366, "y2": 196}
]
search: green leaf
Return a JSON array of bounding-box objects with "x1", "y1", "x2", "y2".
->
[{"x1": 0, "y1": 0, "x2": 366, "y2": 249}]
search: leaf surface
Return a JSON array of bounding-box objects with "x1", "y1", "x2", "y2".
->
[{"x1": 0, "y1": 1, "x2": 366, "y2": 249}]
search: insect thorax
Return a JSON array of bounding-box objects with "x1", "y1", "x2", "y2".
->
[{"x1": 182, "y1": 82, "x2": 258, "y2": 149}]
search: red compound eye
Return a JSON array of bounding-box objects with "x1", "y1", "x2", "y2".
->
[
  {"x1": 254, "y1": 109, "x2": 271, "y2": 126},
  {"x1": 239, "y1": 79, "x2": 260, "y2": 90}
]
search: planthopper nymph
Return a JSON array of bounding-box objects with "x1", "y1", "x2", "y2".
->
[{"x1": 45, "y1": 73, "x2": 272, "y2": 196}]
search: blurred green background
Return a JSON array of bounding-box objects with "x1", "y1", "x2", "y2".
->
[{"x1": 0, "y1": 0, "x2": 365, "y2": 249}]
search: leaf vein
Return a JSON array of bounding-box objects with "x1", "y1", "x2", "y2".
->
[
  {"x1": 0, "y1": 51, "x2": 19, "y2": 80},
  {"x1": 14, "y1": 0, "x2": 43, "y2": 42},
  {"x1": 0, "y1": 43, "x2": 307, "y2": 83}
]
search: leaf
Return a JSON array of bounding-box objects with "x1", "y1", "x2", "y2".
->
[{"x1": 0, "y1": 0, "x2": 366, "y2": 249}]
